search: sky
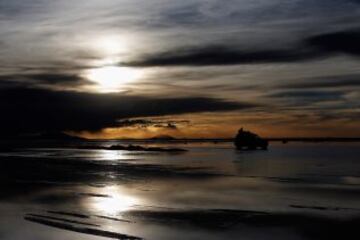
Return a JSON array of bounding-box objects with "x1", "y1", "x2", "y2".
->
[{"x1": 1, "y1": 0, "x2": 360, "y2": 139}]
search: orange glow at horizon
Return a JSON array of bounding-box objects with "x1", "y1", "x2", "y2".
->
[{"x1": 68, "y1": 112, "x2": 360, "y2": 140}]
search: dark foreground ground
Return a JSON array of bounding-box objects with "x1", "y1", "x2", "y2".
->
[{"x1": 1, "y1": 141, "x2": 360, "y2": 240}]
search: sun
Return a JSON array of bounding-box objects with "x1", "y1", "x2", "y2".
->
[{"x1": 85, "y1": 66, "x2": 142, "y2": 92}]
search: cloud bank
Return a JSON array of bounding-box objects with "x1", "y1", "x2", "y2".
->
[{"x1": 0, "y1": 87, "x2": 255, "y2": 136}]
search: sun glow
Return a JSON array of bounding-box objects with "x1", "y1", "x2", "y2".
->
[
  {"x1": 93, "y1": 36, "x2": 128, "y2": 56},
  {"x1": 85, "y1": 66, "x2": 142, "y2": 92}
]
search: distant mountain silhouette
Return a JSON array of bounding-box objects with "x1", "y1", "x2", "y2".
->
[
  {"x1": 149, "y1": 135, "x2": 176, "y2": 140},
  {"x1": 34, "y1": 132, "x2": 84, "y2": 140},
  {"x1": 10, "y1": 132, "x2": 84, "y2": 141}
]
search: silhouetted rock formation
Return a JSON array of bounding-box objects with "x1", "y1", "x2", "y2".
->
[{"x1": 234, "y1": 128, "x2": 268, "y2": 150}]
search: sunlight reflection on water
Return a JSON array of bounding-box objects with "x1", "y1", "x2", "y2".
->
[
  {"x1": 96, "y1": 149, "x2": 126, "y2": 160},
  {"x1": 89, "y1": 186, "x2": 140, "y2": 215}
]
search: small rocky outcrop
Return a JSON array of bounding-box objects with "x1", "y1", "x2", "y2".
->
[{"x1": 234, "y1": 128, "x2": 268, "y2": 150}]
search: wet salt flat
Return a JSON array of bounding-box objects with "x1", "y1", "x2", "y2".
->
[{"x1": 1, "y1": 142, "x2": 360, "y2": 240}]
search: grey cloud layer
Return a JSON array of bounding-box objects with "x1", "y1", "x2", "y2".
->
[
  {"x1": 124, "y1": 29, "x2": 360, "y2": 67},
  {"x1": 0, "y1": 0, "x2": 360, "y2": 135},
  {"x1": 280, "y1": 74, "x2": 360, "y2": 89}
]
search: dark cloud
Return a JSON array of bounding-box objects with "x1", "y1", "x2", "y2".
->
[
  {"x1": 124, "y1": 29, "x2": 360, "y2": 67},
  {"x1": 116, "y1": 119, "x2": 154, "y2": 128},
  {"x1": 165, "y1": 123, "x2": 178, "y2": 129},
  {"x1": 124, "y1": 45, "x2": 322, "y2": 67},
  {"x1": 0, "y1": 87, "x2": 254, "y2": 136},
  {"x1": 268, "y1": 90, "x2": 344, "y2": 99},
  {"x1": 116, "y1": 119, "x2": 189, "y2": 129},
  {"x1": 280, "y1": 74, "x2": 360, "y2": 89},
  {"x1": 266, "y1": 90, "x2": 345, "y2": 107},
  {"x1": 30, "y1": 73, "x2": 86, "y2": 84},
  {"x1": 306, "y1": 29, "x2": 360, "y2": 56},
  {"x1": 0, "y1": 73, "x2": 91, "y2": 88}
]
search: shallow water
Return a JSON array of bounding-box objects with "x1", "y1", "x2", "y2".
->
[{"x1": 1, "y1": 142, "x2": 360, "y2": 239}]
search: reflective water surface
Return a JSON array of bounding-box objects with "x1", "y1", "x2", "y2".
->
[{"x1": 1, "y1": 142, "x2": 360, "y2": 239}]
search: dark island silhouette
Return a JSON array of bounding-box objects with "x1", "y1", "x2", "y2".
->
[
  {"x1": 77, "y1": 144, "x2": 187, "y2": 153},
  {"x1": 234, "y1": 128, "x2": 269, "y2": 150},
  {"x1": 149, "y1": 135, "x2": 176, "y2": 141}
]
